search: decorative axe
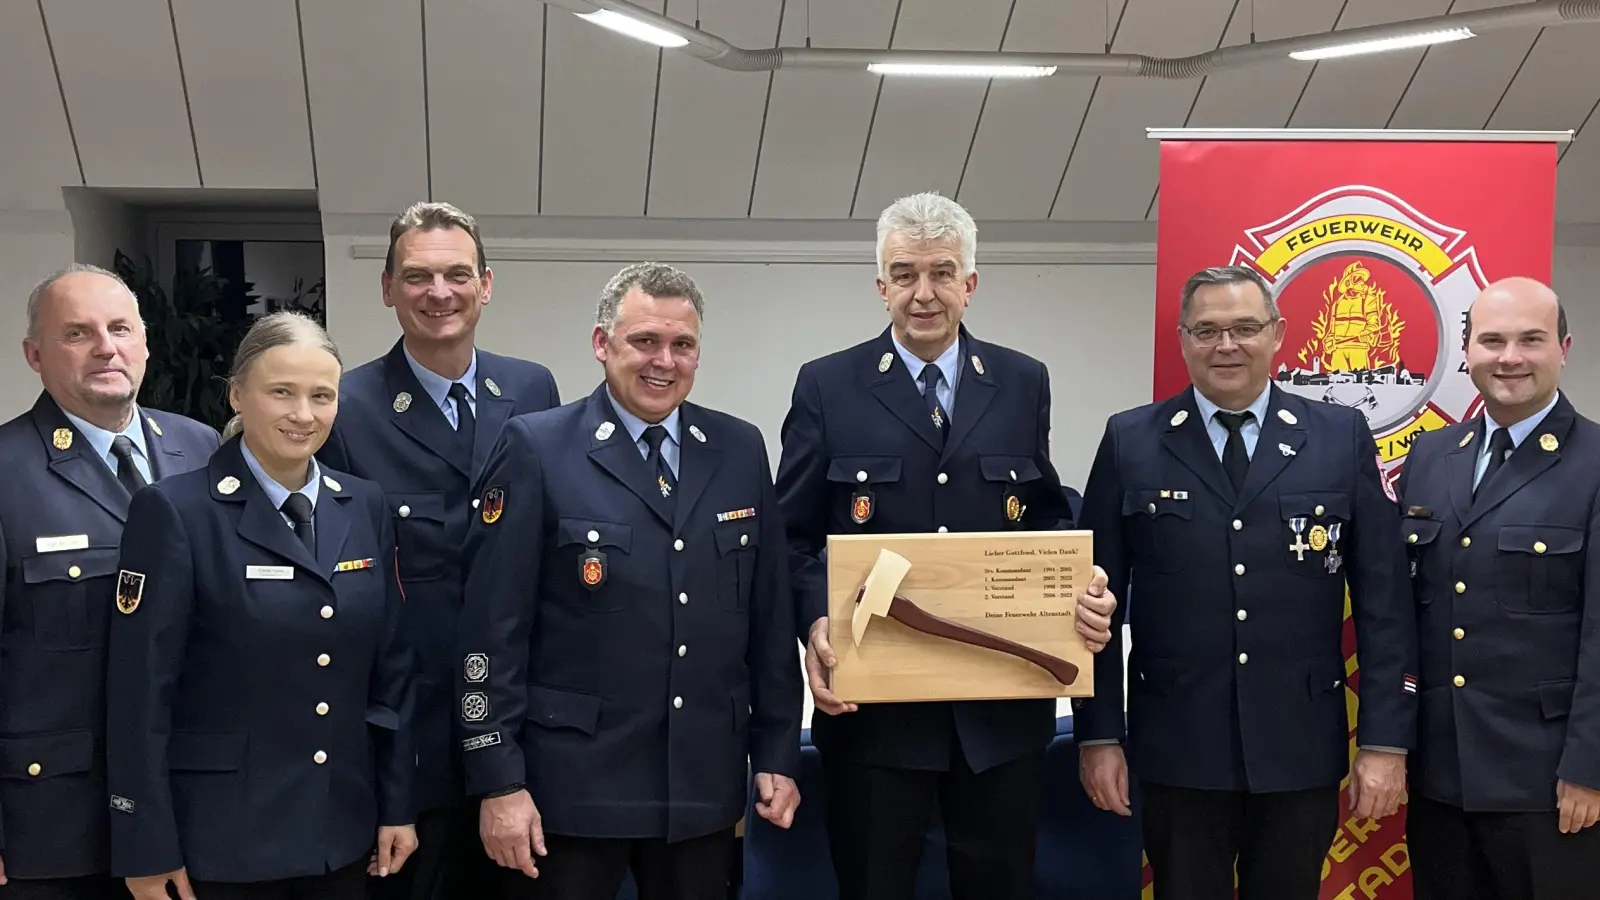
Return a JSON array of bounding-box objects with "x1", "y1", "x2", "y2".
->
[{"x1": 851, "y1": 549, "x2": 1079, "y2": 686}]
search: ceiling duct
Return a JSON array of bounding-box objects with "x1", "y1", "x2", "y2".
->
[{"x1": 540, "y1": 0, "x2": 1600, "y2": 78}]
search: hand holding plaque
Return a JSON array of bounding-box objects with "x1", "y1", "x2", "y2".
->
[{"x1": 825, "y1": 530, "x2": 1098, "y2": 703}]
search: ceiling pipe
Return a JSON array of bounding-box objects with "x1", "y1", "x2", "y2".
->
[{"x1": 540, "y1": 0, "x2": 1600, "y2": 77}]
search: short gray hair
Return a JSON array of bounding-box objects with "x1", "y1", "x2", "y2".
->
[
  {"x1": 876, "y1": 192, "x2": 978, "y2": 278},
  {"x1": 1179, "y1": 266, "x2": 1279, "y2": 324},
  {"x1": 26, "y1": 263, "x2": 136, "y2": 340},
  {"x1": 385, "y1": 200, "x2": 487, "y2": 276},
  {"x1": 222, "y1": 311, "x2": 342, "y2": 440},
  {"x1": 595, "y1": 262, "x2": 705, "y2": 336}
]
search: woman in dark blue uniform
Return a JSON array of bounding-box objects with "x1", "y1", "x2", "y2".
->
[{"x1": 104, "y1": 312, "x2": 417, "y2": 900}]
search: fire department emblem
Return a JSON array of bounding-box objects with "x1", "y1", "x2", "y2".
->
[{"x1": 1233, "y1": 186, "x2": 1488, "y2": 492}]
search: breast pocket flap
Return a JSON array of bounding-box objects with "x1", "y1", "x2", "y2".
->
[
  {"x1": 714, "y1": 522, "x2": 759, "y2": 556},
  {"x1": 978, "y1": 455, "x2": 1041, "y2": 484},
  {"x1": 1498, "y1": 525, "x2": 1584, "y2": 555},
  {"x1": 1402, "y1": 519, "x2": 1442, "y2": 547},
  {"x1": 556, "y1": 518, "x2": 633, "y2": 552},
  {"x1": 21, "y1": 546, "x2": 120, "y2": 584},
  {"x1": 1279, "y1": 492, "x2": 1351, "y2": 521},
  {"x1": 388, "y1": 491, "x2": 447, "y2": 523},
  {"x1": 826, "y1": 456, "x2": 902, "y2": 485},
  {"x1": 1122, "y1": 490, "x2": 1193, "y2": 520}
]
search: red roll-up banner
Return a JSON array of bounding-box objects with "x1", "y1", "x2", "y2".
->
[{"x1": 1145, "y1": 130, "x2": 1564, "y2": 900}]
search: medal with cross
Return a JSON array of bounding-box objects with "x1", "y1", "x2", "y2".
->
[
  {"x1": 1288, "y1": 517, "x2": 1310, "y2": 561},
  {"x1": 1324, "y1": 523, "x2": 1344, "y2": 574}
]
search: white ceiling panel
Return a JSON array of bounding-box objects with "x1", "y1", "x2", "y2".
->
[
  {"x1": 648, "y1": 0, "x2": 783, "y2": 218},
  {"x1": 539, "y1": 0, "x2": 666, "y2": 217},
  {"x1": 42, "y1": 0, "x2": 197, "y2": 188},
  {"x1": 0, "y1": 0, "x2": 80, "y2": 209},
  {"x1": 1386, "y1": 0, "x2": 1541, "y2": 130},
  {"x1": 172, "y1": 0, "x2": 314, "y2": 190},
  {"x1": 749, "y1": 0, "x2": 900, "y2": 219},
  {"x1": 1052, "y1": 0, "x2": 1236, "y2": 222},
  {"x1": 1555, "y1": 110, "x2": 1600, "y2": 223},
  {"x1": 425, "y1": 0, "x2": 544, "y2": 217},
  {"x1": 1486, "y1": 25, "x2": 1600, "y2": 135},
  {"x1": 300, "y1": 0, "x2": 428, "y2": 214},
  {"x1": 1289, "y1": 0, "x2": 1455, "y2": 130},
  {"x1": 955, "y1": 0, "x2": 1121, "y2": 221},
  {"x1": 850, "y1": 0, "x2": 1015, "y2": 219}
]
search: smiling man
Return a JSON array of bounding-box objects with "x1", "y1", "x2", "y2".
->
[
  {"x1": 317, "y1": 201, "x2": 560, "y2": 900},
  {"x1": 0, "y1": 265, "x2": 218, "y2": 899},
  {"x1": 454, "y1": 262, "x2": 803, "y2": 900},
  {"x1": 1397, "y1": 276, "x2": 1600, "y2": 900},
  {"x1": 774, "y1": 192, "x2": 1117, "y2": 900},
  {"x1": 1075, "y1": 264, "x2": 1415, "y2": 900}
]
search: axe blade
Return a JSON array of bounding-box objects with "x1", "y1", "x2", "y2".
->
[{"x1": 851, "y1": 548, "x2": 914, "y2": 647}]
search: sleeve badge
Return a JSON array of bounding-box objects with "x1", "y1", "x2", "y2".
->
[{"x1": 116, "y1": 570, "x2": 145, "y2": 614}]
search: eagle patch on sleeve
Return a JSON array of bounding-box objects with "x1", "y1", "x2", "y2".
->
[{"x1": 116, "y1": 570, "x2": 144, "y2": 614}]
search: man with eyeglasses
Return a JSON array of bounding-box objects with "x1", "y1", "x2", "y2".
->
[{"x1": 1074, "y1": 265, "x2": 1416, "y2": 900}]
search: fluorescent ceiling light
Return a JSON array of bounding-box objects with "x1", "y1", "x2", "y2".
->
[
  {"x1": 866, "y1": 63, "x2": 1056, "y2": 78},
  {"x1": 575, "y1": 9, "x2": 689, "y2": 47},
  {"x1": 1289, "y1": 27, "x2": 1474, "y2": 61}
]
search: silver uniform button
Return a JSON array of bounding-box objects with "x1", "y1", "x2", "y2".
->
[
  {"x1": 937, "y1": 473, "x2": 948, "y2": 485},
  {"x1": 856, "y1": 470, "x2": 867, "y2": 483},
  {"x1": 678, "y1": 645, "x2": 687, "y2": 657},
  {"x1": 1236, "y1": 609, "x2": 1247, "y2": 621},
  {"x1": 587, "y1": 530, "x2": 600, "y2": 543},
  {"x1": 398, "y1": 505, "x2": 410, "y2": 518},
  {"x1": 320, "y1": 605, "x2": 334, "y2": 619},
  {"x1": 674, "y1": 539, "x2": 684, "y2": 551},
  {"x1": 672, "y1": 697, "x2": 683, "y2": 709},
  {"x1": 316, "y1": 702, "x2": 329, "y2": 716},
  {"x1": 314, "y1": 750, "x2": 327, "y2": 764},
  {"x1": 1234, "y1": 564, "x2": 1245, "y2": 575},
  {"x1": 937, "y1": 526, "x2": 948, "y2": 533},
  {"x1": 678, "y1": 593, "x2": 688, "y2": 605},
  {"x1": 740, "y1": 534, "x2": 748, "y2": 547},
  {"x1": 1232, "y1": 520, "x2": 1242, "y2": 531},
  {"x1": 1238, "y1": 653, "x2": 1249, "y2": 664},
  {"x1": 472, "y1": 498, "x2": 480, "y2": 509},
  {"x1": 317, "y1": 653, "x2": 330, "y2": 667}
]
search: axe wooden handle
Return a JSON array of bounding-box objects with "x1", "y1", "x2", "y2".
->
[{"x1": 862, "y1": 590, "x2": 1079, "y2": 686}]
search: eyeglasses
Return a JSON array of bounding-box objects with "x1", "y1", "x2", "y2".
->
[{"x1": 1180, "y1": 319, "x2": 1277, "y2": 347}]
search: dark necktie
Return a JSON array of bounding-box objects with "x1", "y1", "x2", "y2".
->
[
  {"x1": 919, "y1": 364, "x2": 949, "y2": 443},
  {"x1": 1476, "y1": 426, "x2": 1515, "y2": 496},
  {"x1": 1215, "y1": 411, "x2": 1255, "y2": 493},
  {"x1": 280, "y1": 492, "x2": 315, "y2": 553},
  {"x1": 110, "y1": 435, "x2": 148, "y2": 497},
  {"x1": 449, "y1": 382, "x2": 475, "y2": 452},
  {"x1": 642, "y1": 425, "x2": 676, "y2": 501}
]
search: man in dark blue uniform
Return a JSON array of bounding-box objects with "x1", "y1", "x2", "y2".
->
[
  {"x1": 455, "y1": 262, "x2": 802, "y2": 900},
  {"x1": 775, "y1": 192, "x2": 1117, "y2": 900},
  {"x1": 316, "y1": 201, "x2": 560, "y2": 900},
  {"x1": 1075, "y1": 265, "x2": 1415, "y2": 900},
  {"x1": 0, "y1": 265, "x2": 217, "y2": 898},
  {"x1": 1396, "y1": 276, "x2": 1600, "y2": 900}
]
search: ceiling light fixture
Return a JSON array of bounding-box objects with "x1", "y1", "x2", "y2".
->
[
  {"x1": 575, "y1": 9, "x2": 689, "y2": 47},
  {"x1": 866, "y1": 63, "x2": 1057, "y2": 78},
  {"x1": 1289, "y1": 27, "x2": 1475, "y2": 61}
]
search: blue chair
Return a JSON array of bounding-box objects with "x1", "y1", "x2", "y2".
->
[{"x1": 740, "y1": 716, "x2": 1145, "y2": 899}]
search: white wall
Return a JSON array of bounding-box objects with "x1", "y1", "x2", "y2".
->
[
  {"x1": 0, "y1": 209, "x2": 76, "y2": 411},
  {"x1": 63, "y1": 188, "x2": 143, "y2": 272}
]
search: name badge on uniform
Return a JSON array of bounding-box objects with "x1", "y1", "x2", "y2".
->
[
  {"x1": 246, "y1": 565, "x2": 294, "y2": 580},
  {"x1": 36, "y1": 534, "x2": 90, "y2": 553}
]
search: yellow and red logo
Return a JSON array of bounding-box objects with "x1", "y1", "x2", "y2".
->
[
  {"x1": 582, "y1": 558, "x2": 603, "y2": 586},
  {"x1": 851, "y1": 494, "x2": 872, "y2": 524}
]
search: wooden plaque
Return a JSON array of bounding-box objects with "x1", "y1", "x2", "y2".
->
[{"x1": 824, "y1": 530, "x2": 1096, "y2": 703}]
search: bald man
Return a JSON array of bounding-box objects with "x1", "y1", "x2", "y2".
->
[
  {"x1": 1395, "y1": 277, "x2": 1600, "y2": 900},
  {"x1": 0, "y1": 265, "x2": 218, "y2": 898}
]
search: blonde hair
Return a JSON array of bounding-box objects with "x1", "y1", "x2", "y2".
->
[{"x1": 222, "y1": 312, "x2": 341, "y2": 440}]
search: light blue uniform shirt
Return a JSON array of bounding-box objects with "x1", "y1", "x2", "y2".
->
[
  {"x1": 1475, "y1": 391, "x2": 1560, "y2": 488},
  {"x1": 893, "y1": 334, "x2": 961, "y2": 420},
  {"x1": 241, "y1": 437, "x2": 321, "y2": 534},
  {"x1": 404, "y1": 344, "x2": 477, "y2": 429},
  {"x1": 61, "y1": 407, "x2": 155, "y2": 484},
  {"x1": 1192, "y1": 384, "x2": 1273, "y2": 462},
  {"x1": 606, "y1": 387, "x2": 680, "y2": 478}
]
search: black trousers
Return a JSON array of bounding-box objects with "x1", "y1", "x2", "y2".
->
[
  {"x1": 366, "y1": 804, "x2": 506, "y2": 900},
  {"x1": 819, "y1": 745, "x2": 1046, "y2": 900},
  {"x1": 0, "y1": 876, "x2": 127, "y2": 899},
  {"x1": 180, "y1": 859, "x2": 367, "y2": 900},
  {"x1": 504, "y1": 827, "x2": 736, "y2": 900},
  {"x1": 1409, "y1": 794, "x2": 1600, "y2": 900},
  {"x1": 1140, "y1": 782, "x2": 1340, "y2": 900}
]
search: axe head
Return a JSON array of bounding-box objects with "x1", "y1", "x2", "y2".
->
[{"x1": 851, "y1": 548, "x2": 914, "y2": 647}]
